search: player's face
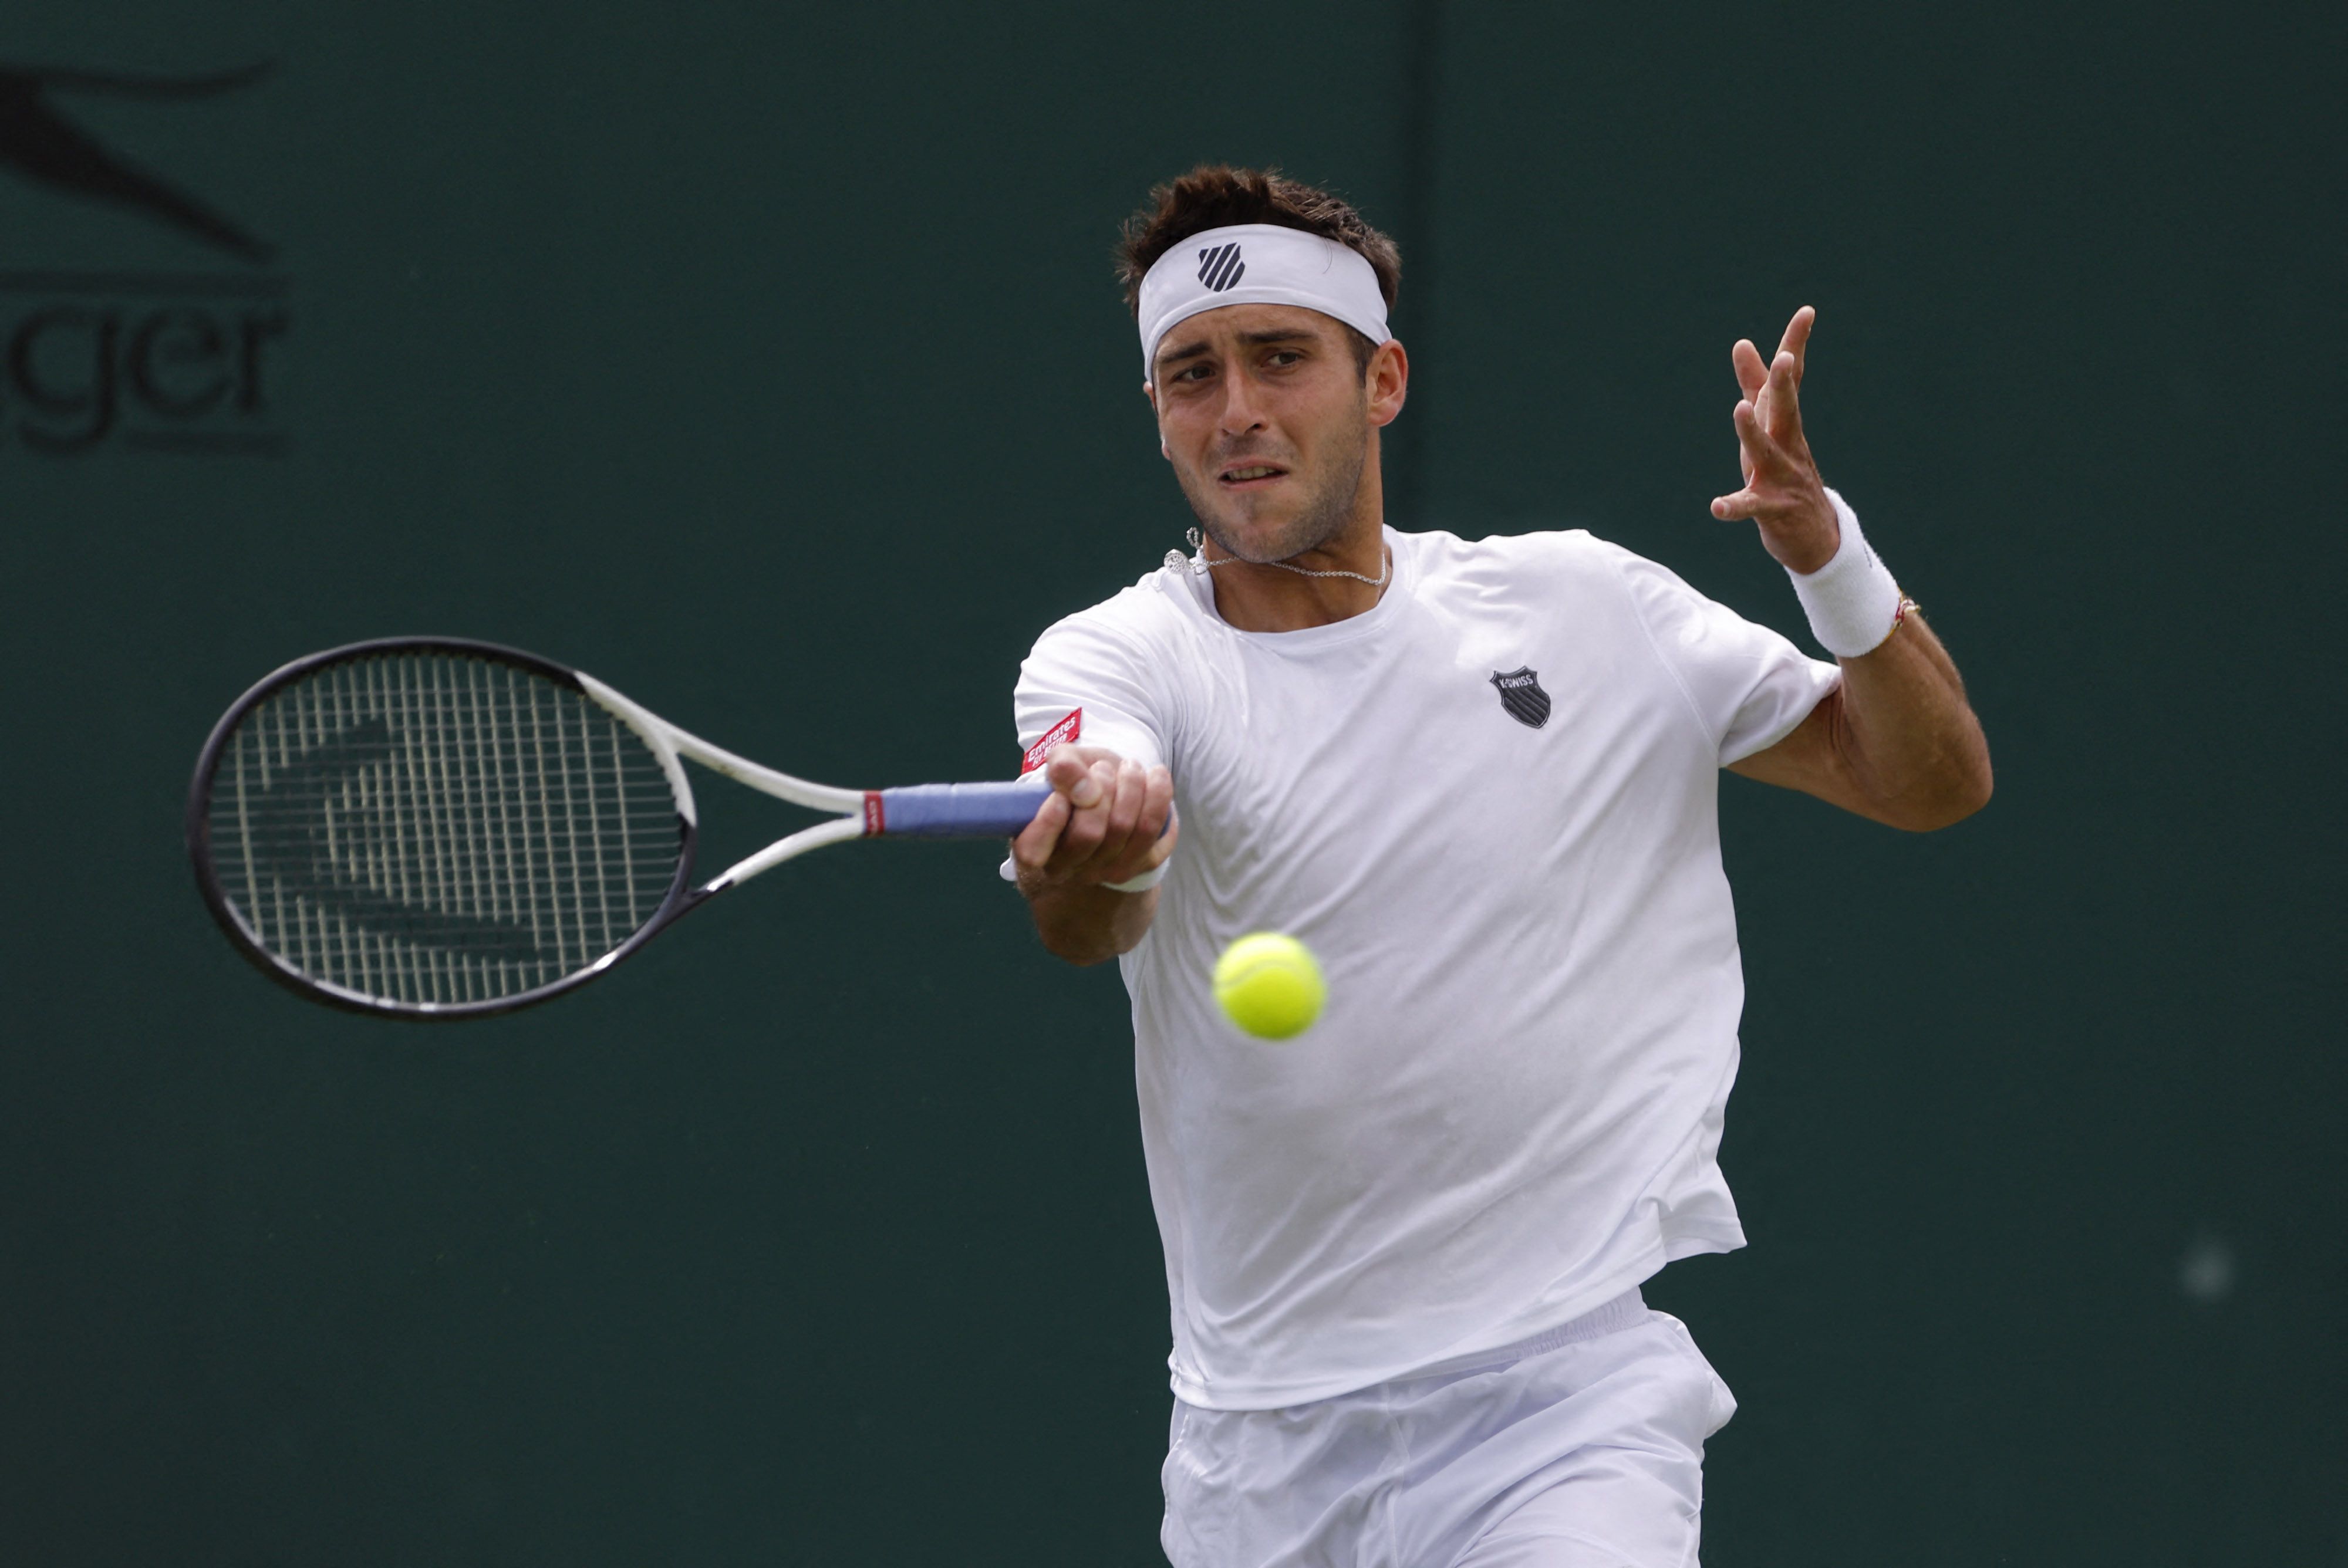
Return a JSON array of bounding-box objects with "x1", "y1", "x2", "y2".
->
[{"x1": 1148, "y1": 305, "x2": 1378, "y2": 563}]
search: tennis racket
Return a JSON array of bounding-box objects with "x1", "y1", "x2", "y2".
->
[{"x1": 187, "y1": 637, "x2": 1051, "y2": 1019}]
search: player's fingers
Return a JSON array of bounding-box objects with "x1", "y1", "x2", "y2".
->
[
  {"x1": 1725, "y1": 399, "x2": 1781, "y2": 486},
  {"x1": 1777, "y1": 306, "x2": 1814, "y2": 374},
  {"x1": 1097, "y1": 758, "x2": 1147, "y2": 858},
  {"x1": 1730, "y1": 337, "x2": 1768, "y2": 401},
  {"x1": 1135, "y1": 769, "x2": 1179, "y2": 870},
  {"x1": 1728, "y1": 396, "x2": 1763, "y2": 486},
  {"x1": 1051, "y1": 761, "x2": 1116, "y2": 863},
  {"x1": 1713, "y1": 488, "x2": 1816, "y2": 526},
  {"x1": 1143, "y1": 810, "x2": 1179, "y2": 869},
  {"x1": 1765, "y1": 350, "x2": 1804, "y2": 437},
  {"x1": 1141, "y1": 766, "x2": 1175, "y2": 836},
  {"x1": 1749, "y1": 387, "x2": 1822, "y2": 490},
  {"x1": 1045, "y1": 748, "x2": 1104, "y2": 809},
  {"x1": 1102, "y1": 765, "x2": 1174, "y2": 873},
  {"x1": 1087, "y1": 766, "x2": 1177, "y2": 884},
  {"x1": 1732, "y1": 398, "x2": 1793, "y2": 474},
  {"x1": 1711, "y1": 486, "x2": 1762, "y2": 521},
  {"x1": 1012, "y1": 789, "x2": 1071, "y2": 871}
]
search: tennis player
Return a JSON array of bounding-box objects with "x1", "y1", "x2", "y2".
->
[{"x1": 1007, "y1": 165, "x2": 1991, "y2": 1568}]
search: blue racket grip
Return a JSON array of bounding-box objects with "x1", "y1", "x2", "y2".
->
[{"x1": 869, "y1": 778, "x2": 1055, "y2": 839}]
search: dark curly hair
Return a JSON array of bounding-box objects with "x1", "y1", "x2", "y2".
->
[{"x1": 1116, "y1": 165, "x2": 1401, "y2": 373}]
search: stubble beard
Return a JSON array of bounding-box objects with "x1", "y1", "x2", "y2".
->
[{"x1": 1179, "y1": 415, "x2": 1371, "y2": 566}]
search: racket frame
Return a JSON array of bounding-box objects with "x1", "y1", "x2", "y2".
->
[{"x1": 187, "y1": 636, "x2": 959, "y2": 1021}]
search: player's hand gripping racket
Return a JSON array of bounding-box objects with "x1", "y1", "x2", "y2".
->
[{"x1": 187, "y1": 637, "x2": 1051, "y2": 1018}]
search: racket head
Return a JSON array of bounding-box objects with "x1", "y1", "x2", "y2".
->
[{"x1": 187, "y1": 637, "x2": 697, "y2": 1019}]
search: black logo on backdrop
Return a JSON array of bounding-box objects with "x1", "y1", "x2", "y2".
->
[
  {"x1": 1196, "y1": 242, "x2": 1245, "y2": 292},
  {"x1": 0, "y1": 63, "x2": 275, "y2": 263},
  {"x1": 1490, "y1": 667, "x2": 1551, "y2": 729},
  {"x1": 0, "y1": 60, "x2": 288, "y2": 457}
]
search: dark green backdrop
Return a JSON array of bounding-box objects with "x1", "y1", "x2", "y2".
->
[{"x1": 4, "y1": 4, "x2": 2339, "y2": 1563}]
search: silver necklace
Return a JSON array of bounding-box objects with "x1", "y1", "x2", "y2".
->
[{"x1": 1163, "y1": 528, "x2": 1392, "y2": 586}]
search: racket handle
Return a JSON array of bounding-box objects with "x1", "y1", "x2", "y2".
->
[{"x1": 869, "y1": 778, "x2": 1054, "y2": 839}]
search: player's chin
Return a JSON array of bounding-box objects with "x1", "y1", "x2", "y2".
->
[
  {"x1": 1213, "y1": 475, "x2": 1303, "y2": 530},
  {"x1": 1208, "y1": 500, "x2": 1308, "y2": 560}
]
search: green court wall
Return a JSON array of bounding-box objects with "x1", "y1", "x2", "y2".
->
[{"x1": 2, "y1": 4, "x2": 2339, "y2": 1563}]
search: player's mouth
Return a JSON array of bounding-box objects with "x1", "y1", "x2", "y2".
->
[{"x1": 1218, "y1": 462, "x2": 1290, "y2": 489}]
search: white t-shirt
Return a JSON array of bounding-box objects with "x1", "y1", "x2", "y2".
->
[{"x1": 1011, "y1": 526, "x2": 1839, "y2": 1411}]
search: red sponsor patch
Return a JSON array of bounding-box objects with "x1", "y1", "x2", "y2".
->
[
  {"x1": 861, "y1": 791, "x2": 884, "y2": 836},
  {"x1": 1021, "y1": 708, "x2": 1082, "y2": 775}
]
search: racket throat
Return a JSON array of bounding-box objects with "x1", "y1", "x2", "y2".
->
[{"x1": 704, "y1": 813, "x2": 869, "y2": 891}]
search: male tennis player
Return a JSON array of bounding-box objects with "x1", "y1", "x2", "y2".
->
[{"x1": 1006, "y1": 166, "x2": 1991, "y2": 1568}]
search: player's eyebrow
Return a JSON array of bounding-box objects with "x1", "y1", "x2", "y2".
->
[{"x1": 1155, "y1": 328, "x2": 1322, "y2": 374}]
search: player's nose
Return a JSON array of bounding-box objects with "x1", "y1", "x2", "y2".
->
[{"x1": 1216, "y1": 379, "x2": 1269, "y2": 437}]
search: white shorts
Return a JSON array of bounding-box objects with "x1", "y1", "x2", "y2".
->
[{"x1": 1159, "y1": 1291, "x2": 1735, "y2": 1568}]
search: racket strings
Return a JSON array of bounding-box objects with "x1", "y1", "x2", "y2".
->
[{"x1": 205, "y1": 653, "x2": 683, "y2": 1006}]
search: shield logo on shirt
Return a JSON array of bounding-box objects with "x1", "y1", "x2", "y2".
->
[{"x1": 1489, "y1": 667, "x2": 1551, "y2": 729}]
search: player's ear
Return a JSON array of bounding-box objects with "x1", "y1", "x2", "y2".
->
[{"x1": 1367, "y1": 339, "x2": 1409, "y2": 429}]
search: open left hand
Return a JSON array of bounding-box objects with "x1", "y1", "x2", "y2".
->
[{"x1": 1709, "y1": 306, "x2": 1840, "y2": 575}]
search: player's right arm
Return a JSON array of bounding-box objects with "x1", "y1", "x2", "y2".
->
[{"x1": 1012, "y1": 744, "x2": 1177, "y2": 966}]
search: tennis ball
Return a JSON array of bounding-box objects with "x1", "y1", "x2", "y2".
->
[{"x1": 1213, "y1": 932, "x2": 1325, "y2": 1040}]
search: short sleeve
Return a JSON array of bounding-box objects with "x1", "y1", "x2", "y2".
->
[
  {"x1": 1613, "y1": 548, "x2": 1841, "y2": 766},
  {"x1": 1013, "y1": 612, "x2": 1169, "y2": 774}
]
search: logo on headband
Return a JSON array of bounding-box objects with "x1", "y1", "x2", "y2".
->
[{"x1": 1196, "y1": 242, "x2": 1245, "y2": 293}]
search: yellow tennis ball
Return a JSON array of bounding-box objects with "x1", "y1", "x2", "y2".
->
[{"x1": 1213, "y1": 932, "x2": 1326, "y2": 1040}]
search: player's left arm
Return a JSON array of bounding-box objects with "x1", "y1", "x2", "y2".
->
[{"x1": 1712, "y1": 308, "x2": 1994, "y2": 832}]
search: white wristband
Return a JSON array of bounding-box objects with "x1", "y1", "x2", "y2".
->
[
  {"x1": 997, "y1": 856, "x2": 1168, "y2": 892},
  {"x1": 1104, "y1": 861, "x2": 1169, "y2": 894},
  {"x1": 1789, "y1": 489, "x2": 1905, "y2": 658}
]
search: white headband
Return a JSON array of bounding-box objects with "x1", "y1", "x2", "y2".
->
[{"x1": 1136, "y1": 222, "x2": 1391, "y2": 378}]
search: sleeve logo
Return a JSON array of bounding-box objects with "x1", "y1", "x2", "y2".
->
[{"x1": 1021, "y1": 708, "x2": 1082, "y2": 775}]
